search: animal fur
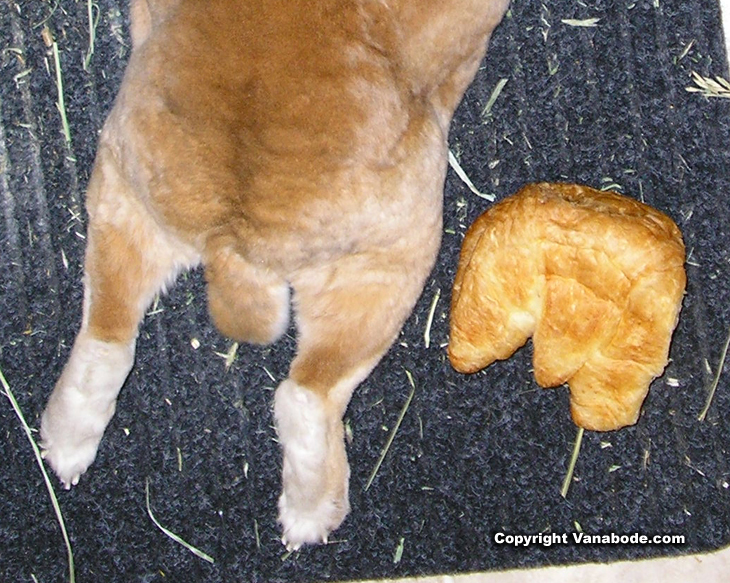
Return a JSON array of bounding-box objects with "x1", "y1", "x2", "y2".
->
[{"x1": 40, "y1": 0, "x2": 509, "y2": 549}]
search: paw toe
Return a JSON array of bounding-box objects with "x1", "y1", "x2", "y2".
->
[{"x1": 278, "y1": 492, "x2": 348, "y2": 550}]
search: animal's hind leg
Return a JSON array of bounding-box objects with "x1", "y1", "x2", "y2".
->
[
  {"x1": 204, "y1": 244, "x2": 290, "y2": 345},
  {"x1": 274, "y1": 246, "x2": 438, "y2": 549},
  {"x1": 41, "y1": 145, "x2": 199, "y2": 488}
]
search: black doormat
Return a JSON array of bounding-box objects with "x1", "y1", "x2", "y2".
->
[{"x1": 2, "y1": 1, "x2": 730, "y2": 581}]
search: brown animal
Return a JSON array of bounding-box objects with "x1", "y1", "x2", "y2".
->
[{"x1": 39, "y1": 0, "x2": 509, "y2": 549}]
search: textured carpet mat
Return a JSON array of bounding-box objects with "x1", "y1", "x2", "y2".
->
[{"x1": 2, "y1": 0, "x2": 730, "y2": 581}]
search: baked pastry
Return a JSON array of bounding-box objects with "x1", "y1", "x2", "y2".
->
[{"x1": 448, "y1": 183, "x2": 686, "y2": 431}]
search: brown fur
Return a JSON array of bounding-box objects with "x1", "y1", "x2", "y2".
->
[{"x1": 41, "y1": 0, "x2": 509, "y2": 548}]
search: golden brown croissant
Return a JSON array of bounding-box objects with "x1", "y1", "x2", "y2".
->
[{"x1": 448, "y1": 183, "x2": 686, "y2": 431}]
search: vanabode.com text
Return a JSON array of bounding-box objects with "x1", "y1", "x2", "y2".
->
[{"x1": 493, "y1": 532, "x2": 686, "y2": 547}]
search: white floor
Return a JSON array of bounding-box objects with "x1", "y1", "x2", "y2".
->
[{"x1": 350, "y1": 545, "x2": 729, "y2": 582}]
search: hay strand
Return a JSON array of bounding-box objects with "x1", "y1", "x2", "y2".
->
[
  {"x1": 560, "y1": 426, "x2": 584, "y2": 498},
  {"x1": 364, "y1": 370, "x2": 417, "y2": 492},
  {"x1": 448, "y1": 150, "x2": 494, "y2": 201},
  {"x1": 145, "y1": 478, "x2": 215, "y2": 564},
  {"x1": 0, "y1": 368, "x2": 75, "y2": 583},
  {"x1": 698, "y1": 322, "x2": 730, "y2": 421}
]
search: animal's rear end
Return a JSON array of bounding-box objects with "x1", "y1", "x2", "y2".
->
[{"x1": 39, "y1": 0, "x2": 509, "y2": 549}]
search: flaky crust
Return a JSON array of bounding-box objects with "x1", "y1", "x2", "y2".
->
[{"x1": 448, "y1": 183, "x2": 686, "y2": 431}]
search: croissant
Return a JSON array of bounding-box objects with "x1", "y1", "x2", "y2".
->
[{"x1": 448, "y1": 183, "x2": 686, "y2": 431}]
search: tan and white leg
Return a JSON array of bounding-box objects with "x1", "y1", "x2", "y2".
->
[
  {"x1": 274, "y1": 378, "x2": 353, "y2": 550},
  {"x1": 40, "y1": 146, "x2": 199, "y2": 488},
  {"x1": 275, "y1": 252, "x2": 434, "y2": 549}
]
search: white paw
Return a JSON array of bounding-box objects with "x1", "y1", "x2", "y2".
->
[
  {"x1": 278, "y1": 490, "x2": 349, "y2": 551},
  {"x1": 40, "y1": 335, "x2": 134, "y2": 489},
  {"x1": 274, "y1": 379, "x2": 352, "y2": 550},
  {"x1": 40, "y1": 386, "x2": 114, "y2": 489},
  {"x1": 40, "y1": 426, "x2": 102, "y2": 489}
]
